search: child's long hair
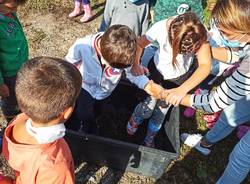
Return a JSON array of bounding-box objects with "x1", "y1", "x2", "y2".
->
[{"x1": 168, "y1": 12, "x2": 207, "y2": 67}]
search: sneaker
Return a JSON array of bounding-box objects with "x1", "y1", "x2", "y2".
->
[
  {"x1": 183, "y1": 88, "x2": 201, "y2": 118},
  {"x1": 126, "y1": 118, "x2": 138, "y2": 136},
  {"x1": 180, "y1": 133, "x2": 212, "y2": 155},
  {"x1": 183, "y1": 107, "x2": 196, "y2": 118}
]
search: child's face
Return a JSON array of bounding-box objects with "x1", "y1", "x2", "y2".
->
[{"x1": 0, "y1": 0, "x2": 18, "y2": 14}]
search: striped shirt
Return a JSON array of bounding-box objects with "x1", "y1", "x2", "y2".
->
[{"x1": 191, "y1": 44, "x2": 250, "y2": 113}]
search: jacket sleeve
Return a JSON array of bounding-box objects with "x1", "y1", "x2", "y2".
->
[
  {"x1": 101, "y1": 0, "x2": 113, "y2": 31},
  {"x1": 65, "y1": 38, "x2": 84, "y2": 65},
  {"x1": 191, "y1": 58, "x2": 250, "y2": 113},
  {"x1": 125, "y1": 69, "x2": 149, "y2": 89},
  {"x1": 0, "y1": 70, "x2": 4, "y2": 85}
]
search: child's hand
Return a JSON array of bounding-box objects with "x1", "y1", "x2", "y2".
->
[
  {"x1": 130, "y1": 64, "x2": 149, "y2": 76},
  {"x1": 144, "y1": 80, "x2": 164, "y2": 99},
  {"x1": 163, "y1": 87, "x2": 187, "y2": 106},
  {"x1": 0, "y1": 84, "x2": 10, "y2": 97}
]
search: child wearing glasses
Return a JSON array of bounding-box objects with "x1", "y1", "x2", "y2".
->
[
  {"x1": 127, "y1": 12, "x2": 211, "y2": 147},
  {"x1": 65, "y1": 25, "x2": 167, "y2": 133}
]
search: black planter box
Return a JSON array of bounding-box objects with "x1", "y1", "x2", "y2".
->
[{"x1": 65, "y1": 81, "x2": 180, "y2": 179}]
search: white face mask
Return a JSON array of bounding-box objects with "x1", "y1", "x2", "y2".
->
[
  {"x1": 210, "y1": 19, "x2": 248, "y2": 48},
  {"x1": 25, "y1": 119, "x2": 66, "y2": 144}
]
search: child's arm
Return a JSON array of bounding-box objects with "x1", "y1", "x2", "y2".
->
[
  {"x1": 130, "y1": 36, "x2": 151, "y2": 76},
  {"x1": 125, "y1": 70, "x2": 164, "y2": 99},
  {"x1": 164, "y1": 42, "x2": 212, "y2": 106},
  {"x1": 65, "y1": 38, "x2": 84, "y2": 67},
  {"x1": 100, "y1": 0, "x2": 113, "y2": 31},
  {"x1": 211, "y1": 47, "x2": 239, "y2": 63}
]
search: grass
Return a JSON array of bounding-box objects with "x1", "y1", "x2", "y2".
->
[{"x1": 1, "y1": 0, "x2": 249, "y2": 183}]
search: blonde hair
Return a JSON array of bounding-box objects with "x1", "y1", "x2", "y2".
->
[
  {"x1": 212, "y1": 0, "x2": 250, "y2": 34},
  {"x1": 169, "y1": 12, "x2": 207, "y2": 67}
]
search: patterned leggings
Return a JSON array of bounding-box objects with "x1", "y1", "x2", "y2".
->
[{"x1": 131, "y1": 96, "x2": 171, "y2": 133}]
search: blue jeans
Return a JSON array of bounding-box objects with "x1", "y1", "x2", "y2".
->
[
  {"x1": 205, "y1": 96, "x2": 250, "y2": 144},
  {"x1": 204, "y1": 96, "x2": 250, "y2": 184},
  {"x1": 217, "y1": 131, "x2": 250, "y2": 184}
]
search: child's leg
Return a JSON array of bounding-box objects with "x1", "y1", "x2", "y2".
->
[
  {"x1": 80, "y1": 0, "x2": 93, "y2": 23},
  {"x1": 143, "y1": 101, "x2": 171, "y2": 147},
  {"x1": 127, "y1": 96, "x2": 157, "y2": 135},
  {"x1": 69, "y1": 0, "x2": 82, "y2": 18},
  {"x1": 75, "y1": 88, "x2": 96, "y2": 133},
  {"x1": 1, "y1": 76, "x2": 18, "y2": 120}
]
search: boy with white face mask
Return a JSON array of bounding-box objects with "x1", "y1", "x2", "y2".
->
[{"x1": 2, "y1": 57, "x2": 82, "y2": 184}]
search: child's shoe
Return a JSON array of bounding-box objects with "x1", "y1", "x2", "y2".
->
[
  {"x1": 180, "y1": 133, "x2": 212, "y2": 155},
  {"x1": 236, "y1": 125, "x2": 250, "y2": 139},
  {"x1": 69, "y1": 1, "x2": 83, "y2": 18},
  {"x1": 183, "y1": 88, "x2": 201, "y2": 118},
  {"x1": 183, "y1": 107, "x2": 196, "y2": 118},
  {"x1": 80, "y1": 4, "x2": 93, "y2": 23},
  {"x1": 202, "y1": 111, "x2": 221, "y2": 129},
  {"x1": 127, "y1": 117, "x2": 139, "y2": 136},
  {"x1": 142, "y1": 130, "x2": 157, "y2": 148}
]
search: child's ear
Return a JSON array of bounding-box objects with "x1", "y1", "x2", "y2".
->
[{"x1": 62, "y1": 106, "x2": 74, "y2": 120}]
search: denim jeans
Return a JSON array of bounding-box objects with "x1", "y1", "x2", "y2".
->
[
  {"x1": 1, "y1": 75, "x2": 18, "y2": 117},
  {"x1": 205, "y1": 95, "x2": 250, "y2": 144},
  {"x1": 203, "y1": 95, "x2": 250, "y2": 184},
  {"x1": 216, "y1": 131, "x2": 250, "y2": 184}
]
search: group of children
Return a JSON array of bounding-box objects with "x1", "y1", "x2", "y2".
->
[{"x1": 0, "y1": 0, "x2": 249, "y2": 183}]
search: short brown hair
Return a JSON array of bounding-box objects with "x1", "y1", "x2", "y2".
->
[
  {"x1": 16, "y1": 57, "x2": 82, "y2": 123},
  {"x1": 169, "y1": 11, "x2": 207, "y2": 67},
  {"x1": 212, "y1": 0, "x2": 250, "y2": 34},
  {"x1": 100, "y1": 25, "x2": 137, "y2": 69}
]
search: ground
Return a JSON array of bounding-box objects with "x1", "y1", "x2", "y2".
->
[{"x1": 0, "y1": 0, "x2": 249, "y2": 183}]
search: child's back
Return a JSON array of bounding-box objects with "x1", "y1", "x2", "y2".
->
[
  {"x1": 3, "y1": 114, "x2": 74, "y2": 184},
  {"x1": 2, "y1": 57, "x2": 82, "y2": 184},
  {"x1": 100, "y1": 0, "x2": 149, "y2": 36}
]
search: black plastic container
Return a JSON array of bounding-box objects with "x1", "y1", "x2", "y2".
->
[{"x1": 65, "y1": 81, "x2": 180, "y2": 179}]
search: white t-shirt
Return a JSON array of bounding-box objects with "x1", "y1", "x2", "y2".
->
[{"x1": 145, "y1": 18, "x2": 194, "y2": 80}]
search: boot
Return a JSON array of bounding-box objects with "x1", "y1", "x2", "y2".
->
[
  {"x1": 80, "y1": 4, "x2": 93, "y2": 23},
  {"x1": 69, "y1": 1, "x2": 82, "y2": 18}
]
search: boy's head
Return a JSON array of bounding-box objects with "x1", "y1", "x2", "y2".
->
[
  {"x1": 100, "y1": 25, "x2": 137, "y2": 69},
  {"x1": 15, "y1": 57, "x2": 82, "y2": 124},
  {"x1": 0, "y1": 0, "x2": 27, "y2": 13}
]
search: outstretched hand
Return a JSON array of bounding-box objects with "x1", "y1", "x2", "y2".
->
[
  {"x1": 130, "y1": 64, "x2": 149, "y2": 76},
  {"x1": 161, "y1": 87, "x2": 187, "y2": 106}
]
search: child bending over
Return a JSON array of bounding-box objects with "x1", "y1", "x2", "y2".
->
[
  {"x1": 65, "y1": 24, "x2": 166, "y2": 133},
  {"x1": 2, "y1": 57, "x2": 82, "y2": 184},
  {"x1": 127, "y1": 12, "x2": 211, "y2": 147}
]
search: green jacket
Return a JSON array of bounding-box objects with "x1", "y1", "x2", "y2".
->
[
  {"x1": 0, "y1": 13, "x2": 28, "y2": 85},
  {"x1": 154, "y1": 0, "x2": 205, "y2": 23}
]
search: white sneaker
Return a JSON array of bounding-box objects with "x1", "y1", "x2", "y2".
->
[{"x1": 180, "y1": 133, "x2": 211, "y2": 156}]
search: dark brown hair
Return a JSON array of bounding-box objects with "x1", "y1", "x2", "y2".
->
[
  {"x1": 15, "y1": 57, "x2": 82, "y2": 123},
  {"x1": 100, "y1": 25, "x2": 137, "y2": 69},
  {"x1": 212, "y1": 0, "x2": 250, "y2": 34},
  {"x1": 168, "y1": 11, "x2": 207, "y2": 67}
]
